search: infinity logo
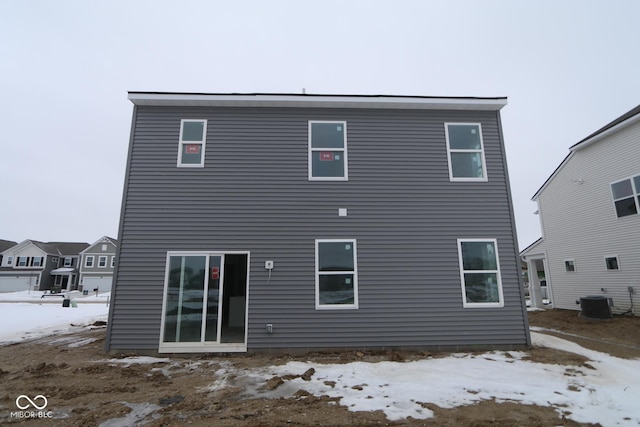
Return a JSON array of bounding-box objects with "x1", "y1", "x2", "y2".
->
[{"x1": 15, "y1": 395, "x2": 48, "y2": 410}]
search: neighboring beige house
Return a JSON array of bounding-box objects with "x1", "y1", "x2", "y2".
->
[
  {"x1": 521, "y1": 105, "x2": 640, "y2": 315},
  {"x1": 79, "y1": 236, "x2": 118, "y2": 293}
]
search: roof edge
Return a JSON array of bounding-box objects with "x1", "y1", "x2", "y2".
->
[
  {"x1": 127, "y1": 92, "x2": 508, "y2": 111},
  {"x1": 570, "y1": 104, "x2": 640, "y2": 151}
]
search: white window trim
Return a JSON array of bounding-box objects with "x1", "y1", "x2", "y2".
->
[
  {"x1": 445, "y1": 123, "x2": 488, "y2": 182},
  {"x1": 610, "y1": 174, "x2": 640, "y2": 218},
  {"x1": 32, "y1": 257, "x2": 43, "y2": 267},
  {"x1": 17, "y1": 257, "x2": 28, "y2": 267},
  {"x1": 604, "y1": 255, "x2": 620, "y2": 271},
  {"x1": 308, "y1": 120, "x2": 348, "y2": 181},
  {"x1": 177, "y1": 119, "x2": 207, "y2": 168},
  {"x1": 564, "y1": 259, "x2": 576, "y2": 272},
  {"x1": 315, "y1": 239, "x2": 359, "y2": 310},
  {"x1": 63, "y1": 257, "x2": 72, "y2": 267},
  {"x1": 457, "y1": 238, "x2": 504, "y2": 308},
  {"x1": 111, "y1": 256, "x2": 115, "y2": 268},
  {"x1": 85, "y1": 255, "x2": 95, "y2": 268},
  {"x1": 98, "y1": 256, "x2": 108, "y2": 268},
  {"x1": 6, "y1": 256, "x2": 13, "y2": 266},
  {"x1": 158, "y1": 250, "x2": 250, "y2": 353}
]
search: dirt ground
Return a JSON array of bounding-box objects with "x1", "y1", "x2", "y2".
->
[{"x1": 1, "y1": 309, "x2": 638, "y2": 426}]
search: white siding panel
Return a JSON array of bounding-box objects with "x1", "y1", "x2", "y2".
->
[{"x1": 537, "y1": 120, "x2": 640, "y2": 314}]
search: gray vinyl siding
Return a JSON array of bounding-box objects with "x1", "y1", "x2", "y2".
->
[{"x1": 107, "y1": 106, "x2": 528, "y2": 351}]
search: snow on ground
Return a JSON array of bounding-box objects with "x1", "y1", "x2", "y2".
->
[
  {"x1": 230, "y1": 333, "x2": 640, "y2": 426},
  {"x1": 0, "y1": 293, "x2": 639, "y2": 426},
  {"x1": 0, "y1": 291, "x2": 109, "y2": 345}
]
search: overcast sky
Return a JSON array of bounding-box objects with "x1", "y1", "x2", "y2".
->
[{"x1": 1, "y1": 0, "x2": 639, "y2": 250}]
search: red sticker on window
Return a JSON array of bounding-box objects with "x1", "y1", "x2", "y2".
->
[
  {"x1": 211, "y1": 267, "x2": 219, "y2": 280},
  {"x1": 185, "y1": 144, "x2": 201, "y2": 154},
  {"x1": 319, "y1": 152, "x2": 334, "y2": 161}
]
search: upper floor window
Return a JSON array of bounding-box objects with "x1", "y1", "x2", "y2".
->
[
  {"x1": 309, "y1": 121, "x2": 348, "y2": 181},
  {"x1": 98, "y1": 256, "x2": 108, "y2": 268},
  {"x1": 111, "y1": 256, "x2": 115, "y2": 268},
  {"x1": 6, "y1": 256, "x2": 13, "y2": 266},
  {"x1": 17, "y1": 257, "x2": 28, "y2": 267},
  {"x1": 178, "y1": 119, "x2": 207, "y2": 168},
  {"x1": 63, "y1": 257, "x2": 73, "y2": 267},
  {"x1": 32, "y1": 257, "x2": 43, "y2": 267},
  {"x1": 445, "y1": 123, "x2": 487, "y2": 181},
  {"x1": 611, "y1": 174, "x2": 640, "y2": 218},
  {"x1": 315, "y1": 239, "x2": 358, "y2": 309},
  {"x1": 457, "y1": 239, "x2": 504, "y2": 308},
  {"x1": 85, "y1": 256, "x2": 94, "y2": 268}
]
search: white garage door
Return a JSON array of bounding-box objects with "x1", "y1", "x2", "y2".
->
[
  {"x1": 82, "y1": 277, "x2": 113, "y2": 294},
  {"x1": 0, "y1": 276, "x2": 35, "y2": 293}
]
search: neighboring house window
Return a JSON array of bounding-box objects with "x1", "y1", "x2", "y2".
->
[
  {"x1": 32, "y1": 257, "x2": 43, "y2": 267},
  {"x1": 605, "y1": 256, "x2": 619, "y2": 270},
  {"x1": 445, "y1": 123, "x2": 488, "y2": 181},
  {"x1": 457, "y1": 239, "x2": 504, "y2": 307},
  {"x1": 98, "y1": 256, "x2": 107, "y2": 268},
  {"x1": 611, "y1": 175, "x2": 640, "y2": 218},
  {"x1": 17, "y1": 257, "x2": 28, "y2": 267},
  {"x1": 7, "y1": 256, "x2": 13, "y2": 265},
  {"x1": 564, "y1": 259, "x2": 576, "y2": 272},
  {"x1": 111, "y1": 256, "x2": 115, "y2": 268},
  {"x1": 102, "y1": 244, "x2": 108, "y2": 251},
  {"x1": 64, "y1": 257, "x2": 72, "y2": 267},
  {"x1": 85, "y1": 256, "x2": 94, "y2": 268},
  {"x1": 309, "y1": 121, "x2": 348, "y2": 181},
  {"x1": 315, "y1": 239, "x2": 358, "y2": 309},
  {"x1": 52, "y1": 257, "x2": 58, "y2": 264},
  {"x1": 178, "y1": 119, "x2": 207, "y2": 167}
]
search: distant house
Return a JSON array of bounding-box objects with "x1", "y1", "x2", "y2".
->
[
  {"x1": 79, "y1": 236, "x2": 118, "y2": 293},
  {"x1": 0, "y1": 240, "x2": 89, "y2": 292},
  {"x1": 521, "y1": 105, "x2": 640, "y2": 315},
  {"x1": 106, "y1": 92, "x2": 530, "y2": 354},
  {"x1": 0, "y1": 240, "x2": 17, "y2": 266}
]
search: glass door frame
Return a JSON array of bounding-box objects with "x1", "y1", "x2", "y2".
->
[{"x1": 159, "y1": 250, "x2": 250, "y2": 353}]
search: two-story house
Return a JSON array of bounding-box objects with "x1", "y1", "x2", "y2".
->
[
  {"x1": 106, "y1": 92, "x2": 530, "y2": 354},
  {"x1": 79, "y1": 236, "x2": 118, "y2": 294},
  {"x1": 0, "y1": 240, "x2": 89, "y2": 292},
  {"x1": 521, "y1": 104, "x2": 640, "y2": 315}
]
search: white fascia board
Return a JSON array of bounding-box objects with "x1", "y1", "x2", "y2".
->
[
  {"x1": 570, "y1": 112, "x2": 640, "y2": 152},
  {"x1": 128, "y1": 93, "x2": 507, "y2": 111}
]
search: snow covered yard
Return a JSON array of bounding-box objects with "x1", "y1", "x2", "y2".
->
[
  {"x1": 0, "y1": 291, "x2": 639, "y2": 426},
  {"x1": 0, "y1": 290, "x2": 109, "y2": 344}
]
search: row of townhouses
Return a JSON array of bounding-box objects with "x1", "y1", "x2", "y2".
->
[{"x1": 0, "y1": 237, "x2": 117, "y2": 293}]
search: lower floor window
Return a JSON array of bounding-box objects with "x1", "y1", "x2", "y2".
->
[
  {"x1": 605, "y1": 256, "x2": 619, "y2": 270},
  {"x1": 315, "y1": 239, "x2": 358, "y2": 309},
  {"x1": 457, "y1": 239, "x2": 504, "y2": 307}
]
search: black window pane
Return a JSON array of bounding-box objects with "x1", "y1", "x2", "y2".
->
[
  {"x1": 634, "y1": 176, "x2": 640, "y2": 194},
  {"x1": 611, "y1": 179, "x2": 633, "y2": 199},
  {"x1": 461, "y1": 241, "x2": 497, "y2": 270},
  {"x1": 448, "y1": 124, "x2": 481, "y2": 150},
  {"x1": 312, "y1": 151, "x2": 345, "y2": 178},
  {"x1": 615, "y1": 197, "x2": 638, "y2": 217},
  {"x1": 605, "y1": 257, "x2": 619, "y2": 270},
  {"x1": 318, "y1": 242, "x2": 354, "y2": 271},
  {"x1": 463, "y1": 273, "x2": 500, "y2": 303},
  {"x1": 319, "y1": 274, "x2": 354, "y2": 305},
  {"x1": 311, "y1": 123, "x2": 345, "y2": 148}
]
